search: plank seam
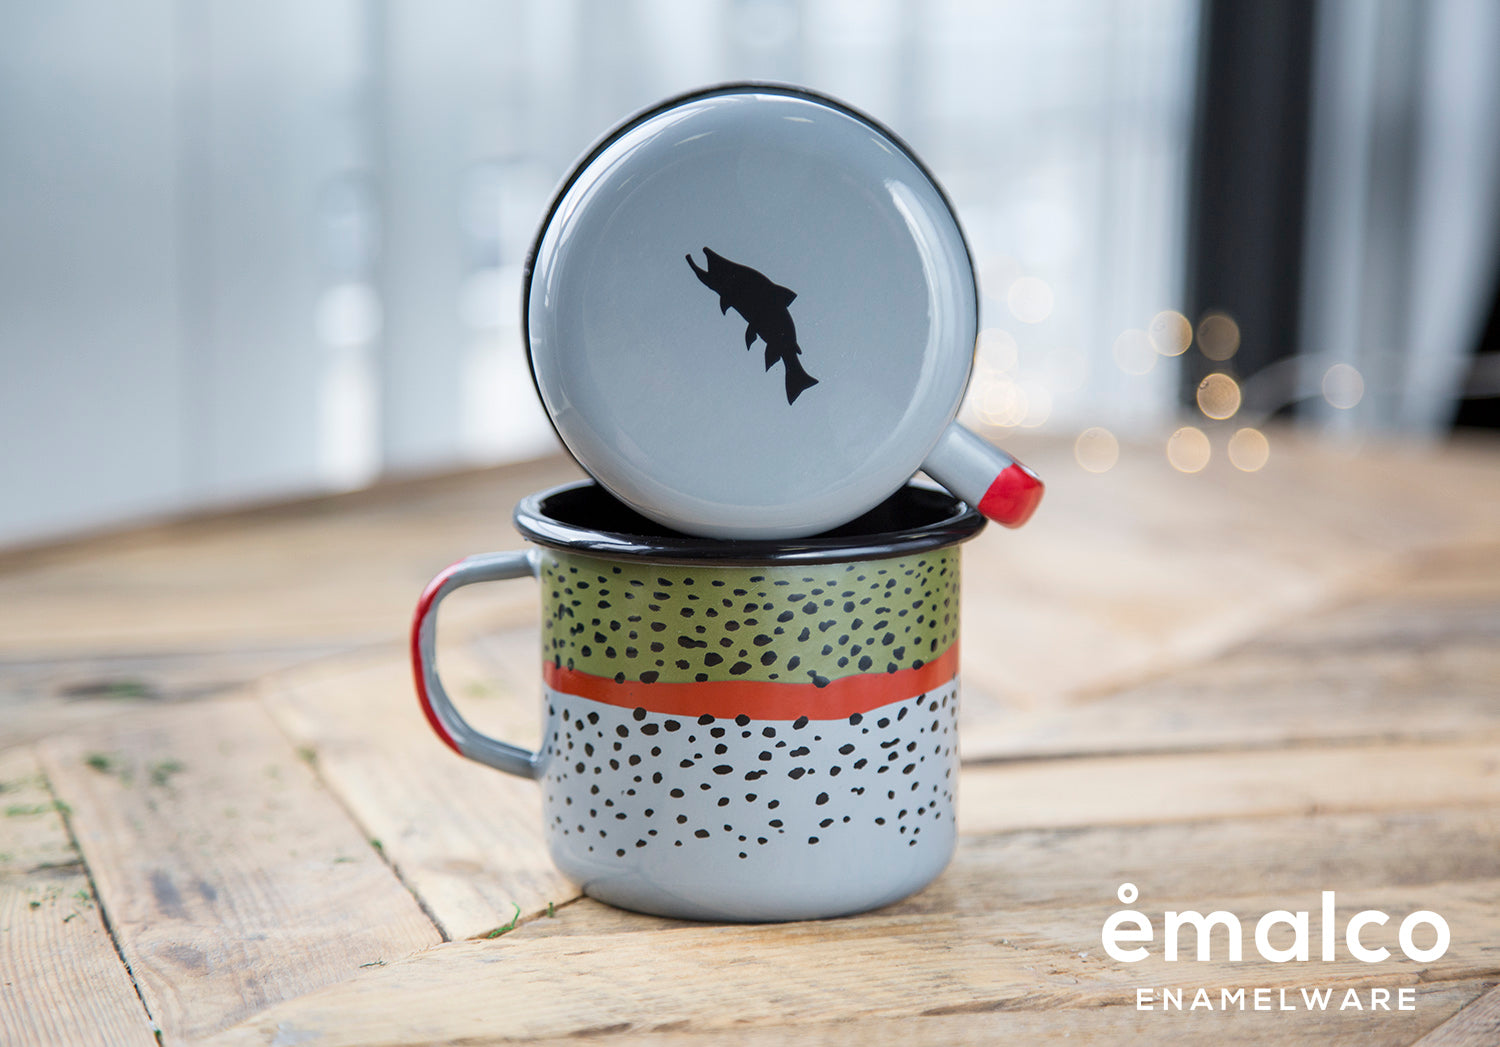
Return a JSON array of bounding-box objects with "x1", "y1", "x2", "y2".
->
[
  {"x1": 960, "y1": 727, "x2": 1500, "y2": 767},
  {"x1": 40, "y1": 762, "x2": 163, "y2": 1045},
  {"x1": 256, "y1": 689, "x2": 453, "y2": 944}
]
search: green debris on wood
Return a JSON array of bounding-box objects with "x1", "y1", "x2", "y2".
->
[
  {"x1": 482, "y1": 903, "x2": 524, "y2": 939},
  {"x1": 148, "y1": 759, "x2": 184, "y2": 787}
]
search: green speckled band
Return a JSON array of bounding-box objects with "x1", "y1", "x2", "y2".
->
[{"x1": 541, "y1": 550, "x2": 958, "y2": 686}]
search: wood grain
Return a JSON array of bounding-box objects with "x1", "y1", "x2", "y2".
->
[
  {"x1": 0, "y1": 455, "x2": 583, "y2": 657},
  {"x1": 0, "y1": 747, "x2": 158, "y2": 1047},
  {"x1": 0, "y1": 641, "x2": 347, "y2": 750},
  {"x1": 961, "y1": 552, "x2": 1500, "y2": 760},
  {"x1": 202, "y1": 981, "x2": 1493, "y2": 1047},
  {"x1": 951, "y1": 430, "x2": 1500, "y2": 716},
  {"x1": 37, "y1": 698, "x2": 442, "y2": 1043},
  {"x1": 957, "y1": 740, "x2": 1500, "y2": 834},
  {"x1": 257, "y1": 641, "x2": 577, "y2": 941},
  {"x1": 1413, "y1": 984, "x2": 1500, "y2": 1046},
  {"x1": 202, "y1": 877, "x2": 1500, "y2": 1046}
]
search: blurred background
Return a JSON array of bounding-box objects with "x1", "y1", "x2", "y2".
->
[{"x1": 2, "y1": 0, "x2": 1497, "y2": 549}]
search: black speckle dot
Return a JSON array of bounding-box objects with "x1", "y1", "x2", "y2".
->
[
  {"x1": 664, "y1": 720, "x2": 681, "y2": 732},
  {"x1": 793, "y1": 715, "x2": 809, "y2": 729},
  {"x1": 695, "y1": 829, "x2": 710, "y2": 839},
  {"x1": 728, "y1": 662, "x2": 751, "y2": 675},
  {"x1": 632, "y1": 707, "x2": 646, "y2": 721},
  {"x1": 640, "y1": 671, "x2": 659, "y2": 684},
  {"x1": 815, "y1": 792, "x2": 829, "y2": 805},
  {"x1": 849, "y1": 713, "x2": 864, "y2": 725},
  {"x1": 713, "y1": 765, "x2": 733, "y2": 775},
  {"x1": 808, "y1": 836, "x2": 820, "y2": 845}
]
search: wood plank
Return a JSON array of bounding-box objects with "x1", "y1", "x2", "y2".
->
[
  {"x1": 202, "y1": 877, "x2": 1500, "y2": 1046},
  {"x1": 1414, "y1": 984, "x2": 1500, "y2": 1046},
  {"x1": 958, "y1": 740, "x2": 1500, "y2": 835},
  {"x1": 204, "y1": 981, "x2": 1492, "y2": 1047},
  {"x1": 0, "y1": 747, "x2": 158, "y2": 1047},
  {"x1": 952, "y1": 431, "x2": 1500, "y2": 717},
  {"x1": 0, "y1": 641, "x2": 346, "y2": 749},
  {"x1": 37, "y1": 697, "x2": 442, "y2": 1043},
  {"x1": 516, "y1": 806, "x2": 1500, "y2": 938},
  {"x1": 961, "y1": 581, "x2": 1500, "y2": 760},
  {"x1": 0, "y1": 454, "x2": 582, "y2": 657},
  {"x1": 257, "y1": 642, "x2": 577, "y2": 941}
]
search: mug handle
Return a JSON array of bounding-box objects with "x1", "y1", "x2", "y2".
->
[
  {"x1": 921, "y1": 422, "x2": 1044, "y2": 529},
  {"x1": 411, "y1": 549, "x2": 542, "y2": 779}
]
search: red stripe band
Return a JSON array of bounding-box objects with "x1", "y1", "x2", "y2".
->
[{"x1": 543, "y1": 643, "x2": 958, "y2": 722}]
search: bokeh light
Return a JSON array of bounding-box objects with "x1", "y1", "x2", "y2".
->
[
  {"x1": 978, "y1": 378, "x2": 1028, "y2": 427},
  {"x1": 1196, "y1": 373, "x2": 1242, "y2": 420},
  {"x1": 1074, "y1": 427, "x2": 1119, "y2": 472},
  {"x1": 1227, "y1": 427, "x2": 1270, "y2": 472},
  {"x1": 1322, "y1": 363, "x2": 1365, "y2": 409},
  {"x1": 1006, "y1": 277, "x2": 1055, "y2": 324},
  {"x1": 1197, "y1": 312, "x2": 1240, "y2": 361},
  {"x1": 1019, "y1": 382, "x2": 1052, "y2": 428},
  {"x1": 1112, "y1": 329, "x2": 1157, "y2": 375},
  {"x1": 1149, "y1": 310, "x2": 1192, "y2": 356},
  {"x1": 1166, "y1": 426, "x2": 1211, "y2": 473},
  {"x1": 974, "y1": 327, "x2": 1019, "y2": 375}
]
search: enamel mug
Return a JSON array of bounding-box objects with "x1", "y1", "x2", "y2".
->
[
  {"x1": 412, "y1": 481, "x2": 984, "y2": 921},
  {"x1": 523, "y1": 83, "x2": 1043, "y2": 540}
]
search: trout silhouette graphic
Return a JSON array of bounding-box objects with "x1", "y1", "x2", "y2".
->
[{"x1": 685, "y1": 247, "x2": 820, "y2": 404}]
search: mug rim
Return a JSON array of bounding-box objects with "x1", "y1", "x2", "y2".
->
[{"x1": 513, "y1": 480, "x2": 985, "y2": 566}]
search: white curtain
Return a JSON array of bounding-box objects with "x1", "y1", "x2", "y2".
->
[{"x1": 1300, "y1": 0, "x2": 1500, "y2": 437}]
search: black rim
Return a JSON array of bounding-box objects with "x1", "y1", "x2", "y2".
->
[
  {"x1": 518, "y1": 80, "x2": 980, "y2": 468},
  {"x1": 513, "y1": 481, "x2": 985, "y2": 566}
]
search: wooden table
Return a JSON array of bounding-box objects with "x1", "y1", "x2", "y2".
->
[{"x1": 3, "y1": 432, "x2": 1499, "y2": 1046}]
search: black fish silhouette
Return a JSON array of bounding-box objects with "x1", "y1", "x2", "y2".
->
[{"x1": 685, "y1": 247, "x2": 820, "y2": 404}]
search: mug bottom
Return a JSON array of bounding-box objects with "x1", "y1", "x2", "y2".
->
[{"x1": 562, "y1": 820, "x2": 956, "y2": 922}]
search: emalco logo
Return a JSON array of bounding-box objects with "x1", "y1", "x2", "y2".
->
[{"x1": 1102, "y1": 883, "x2": 1450, "y2": 1013}]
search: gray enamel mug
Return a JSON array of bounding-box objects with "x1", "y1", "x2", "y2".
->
[
  {"x1": 523, "y1": 83, "x2": 1043, "y2": 540},
  {"x1": 413, "y1": 481, "x2": 984, "y2": 921}
]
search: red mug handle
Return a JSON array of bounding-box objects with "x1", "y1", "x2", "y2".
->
[
  {"x1": 922, "y1": 423, "x2": 1044, "y2": 528},
  {"x1": 411, "y1": 550, "x2": 541, "y2": 779}
]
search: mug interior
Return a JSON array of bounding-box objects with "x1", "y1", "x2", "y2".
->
[{"x1": 514, "y1": 480, "x2": 985, "y2": 565}]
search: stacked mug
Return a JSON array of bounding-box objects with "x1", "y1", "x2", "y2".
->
[{"x1": 412, "y1": 84, "x2": 1043, "y2": 922}]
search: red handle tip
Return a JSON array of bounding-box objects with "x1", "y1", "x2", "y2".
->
[{"x1": 979, "y1": 462, "x2": 1044, "y2": 528}]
